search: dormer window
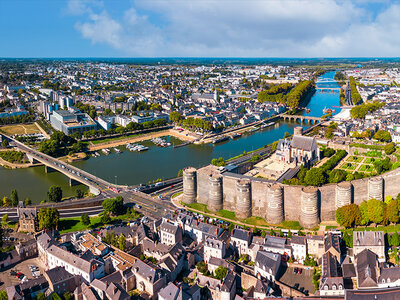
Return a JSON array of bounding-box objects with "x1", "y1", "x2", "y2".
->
[
  {"x1": 332, "y1": 284, "x2": 337, "y2": 290},
  {"x1": 388, "y1": 278, "x2": 391, "y2": 283},
  {"x1": 324, "y1": 285, "x2": 328, "y2": 290},
  {"x1": 382, "y1": 279, "x2": 385, "y2": 284}
]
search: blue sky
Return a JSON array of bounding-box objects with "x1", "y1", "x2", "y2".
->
[{"x1": 1, "y1": 0, "x2": 399, "y2": 57}]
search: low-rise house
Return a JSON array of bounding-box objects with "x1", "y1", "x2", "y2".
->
[
  {"x1": 263, "y1": 235, "x2": 291, "y2": 259},
  {"x1": 195, "y1": 272, "x2": 237, "y2": 300},
  {"x1": 324, "y1": 233, "x2": 341, "y2": 261},
  {"x1": 320, "y1": 251, "x2": 345, "y2": 296},
  {"x1": 231, "y1": 229, "x2": 252, "y2": 256},
  {"x1": 353, "y1": 231, "x2": 385, "y2": 262},
  {"x1": 290, "y1": 236, "x2": 307, "y2": 262},
  {"x1": 160, "y1": 221, "x2": 183, "y2": 246},
  {"x1": 6, "y1": 276, "x2": 49, "y2": 300},
  {"x1": 248, "y1": 236, "x2": 266, "y2": 261},
  {"x1": 17, "y1": 207, "x2": 38, "y2": 233},
  {"x1": 254, "y1": 251, "x2": 281, "y2": 281},
  {"x1": 36, "y1": 232, "x2": 54, "y2": 265},
  {"x1": 44, "y1": 266, "x2": 81, "y2": 295},
  {"x1": 306, "y1": 235, "x2": 324, "y2": 258},
  {"x1": 105, "y1": 282, "x2": 130, "y2": 300},
  {"x1": 47, "y1": 245, "x2": 105, "y2": 283},
  {"x1": 158, "y1": 282, "x2": 201, "y2": 300},
  {"x1": 208, "y1": 257, "x2": 236, "y2": 274},
  {"x1": 378, "y1": 266, "x2": 400, "y2": 288},
  {"x1": 103, "y1": 246, "x2": 137, "y2": 273},
  {"x1": 158, "y1": 243, "x2": 186, "y2": 282},
  {"x1": 79, "y1": 233, "x2": 109, "y2": 256},
  {"x1": 15, "y1": 239, "x2": 38, "y2": 260},
  {"x1": 131, "y1": 259, "x2": 167, "y2": 299},
  {"x1": 203, "y1": 237, "x2": 226, "y2": 262}
]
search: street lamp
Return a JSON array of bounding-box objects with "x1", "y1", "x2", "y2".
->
[{"x1": 115, "y1": 175, "x2": 117, "y2": 185}]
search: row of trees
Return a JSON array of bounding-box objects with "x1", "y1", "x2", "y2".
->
[
  {"x1": 336, "y1": 195, "x2": 400, "y2": 228},
  {"x1": 0, "y1": 114, "x2": 34, "y2": 125},
  {"x1": 257, "y1": 83, "x2": 293, "y2": 103},
  {"x1": 181, "y1": 117, "x2": 213, "y2": 131},
  {"x1": 286, "y1": 80, "x2": 315, "y2": 110},
  {"x1": 350, "y1": 101, "x2": 385, "y2": 119},
  {"x1": 284, "y1": 150, "x2": 348, "y2": 187},
  {"x1": 0, "y1": 151, "x2": 25, "y2": 163},
  {"x1": 349, "y1": 76, "x2": 362, "y2": 105}
]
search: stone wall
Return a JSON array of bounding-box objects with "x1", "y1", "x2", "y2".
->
[{"x1": 190, "y1": 164, "x2": 400, "y2": 228}]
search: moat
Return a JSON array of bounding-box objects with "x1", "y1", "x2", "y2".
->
[{"x1": 0, "y1": 71, "x2": 341, "y2": 202}]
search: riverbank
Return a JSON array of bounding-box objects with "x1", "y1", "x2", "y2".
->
[
  {"x1": 88, "y1": 129, "x2": 196, "y2": 151},
  {"x1": 58, "y1": 152, "x2": 88, "y2": 163},
  {"x1": 0, "y1": 149, "x2": 40, "y2": 169}
]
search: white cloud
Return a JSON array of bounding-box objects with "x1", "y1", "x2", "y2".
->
[{"x1": 70, "y1": 0, "x2": 400, "y2": 57}]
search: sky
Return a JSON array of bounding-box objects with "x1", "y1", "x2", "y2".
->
[{"x1": 0, "y1": 0, "x2": 399, "y2": 58}]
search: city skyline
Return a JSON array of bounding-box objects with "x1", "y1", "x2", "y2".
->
[{"x1": 1, "y1": 0, "x2": 400, "y2": 58}]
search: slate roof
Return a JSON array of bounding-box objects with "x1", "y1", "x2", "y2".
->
[
  {"x1": 324, "y1": 233, "x2": 341, "y2": 254},
  {"x1": 291, "y1": 135, "x2": 316, "y2": 152},
  {"x1": 131, "y1": 259, "x2": 164, "y2": 284},
  {"x1": 255, "y1": 251, "x2": 281, "y2": 277},
  {"x1": 354, "y1": 231, "x2": 384, "y2": 247},
  {"x1": 291, "y1": 236, "x2": 306, "y2": 245},
  {"x1": 232, "y1": 228, "x2": 252, "y2": 243},
  {"x1": 356, "y1": 249, "x2": 378, "y2": 288},
  {"x1": 379, "y1": 266, "x2": 400, "y2": 284}
]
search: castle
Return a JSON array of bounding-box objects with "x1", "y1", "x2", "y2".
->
[{"x1": 182, "y1": 164, "x2": 398, "y2": 229}]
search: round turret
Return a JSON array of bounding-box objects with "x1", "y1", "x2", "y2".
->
[
  {"x1": 182, "y1": 167, "x2": 197, "y2": 204},
  {"x1": 368, "y1": 177, "x2": 383, "y2": 201},
  {"x1": 267, "y1": 184, "x2": 284, "y2": 224},
  {"x1": 294, "y1": 126, "x2": 303, "y2": 136},
  {"x1": 208, "y1": 174, "x2": 223, "y2": 211},
  {"x1": 236, "y1": 179, "x2": 252, "y2": 219},
  {"x1": 300, "y1": 186, "x2": 319, "y2": 229},
  {"x1": 335, "y1": 181, "x2": 352, "y2": 209}
]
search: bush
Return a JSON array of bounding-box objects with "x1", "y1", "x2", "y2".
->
[
  {"x1": 320, "y1": 150, "x2": 347, "y2": 173},
  {"x1": 304, "y1": 168, "x2": 327, "y2": 187},
  {"x1": 385, "y1": 142, "x2": 396, "y2": 155}
]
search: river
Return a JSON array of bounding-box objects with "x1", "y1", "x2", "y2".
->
[{"x1": 0, "y1": 71, "x2": 341, "y2": 202}]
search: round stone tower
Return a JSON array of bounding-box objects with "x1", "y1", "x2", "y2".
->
[
  {"x1": 294, "y1": 126, "x2": 303, "y2": 136},
  {"x1": 300, "y1": 186, "x2": 319, "y2": 229},
  {"x1": 182, "y1": 167, "x2": 197, "y2": 204},
  {"x1": 267, "y1": 184, "x2": 284, "y2": 224},
  {"x1": 236, "y1": 179, "x2": 252, "y2": 219},
  {"x1": 368, "y1": 177, "x2": 383, "y2": 201},
  {"x1": 335, "y1": 181, "x2": 352, "y2": 209},
  {"x1": 208, "y1": 174, "x2": 223, "y2": 211}
]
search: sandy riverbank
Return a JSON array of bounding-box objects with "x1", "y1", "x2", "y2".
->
[
  {"x1": 88, "y1": 129, "x2": 196, "y2": 151},
  {"x1": 58, "y1": 152, "x2": 88, "y2": 163}
]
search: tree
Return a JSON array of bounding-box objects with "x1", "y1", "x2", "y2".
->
[
  {"x1": 47, "y1": 185, "x2": 63, "y2": 202},
  {"x1": 386, "y1": 198, "x2": 400, "y2": 223},
  {"x1": 304, "y1": 168, "x2": 327, "y2": 187},
  {"x1": 38, "y1": 207, "x2": 59, "y2": 230},
  {"x1": 329, "y1": 169, "x2": 347, "y2": 183},
  {"x1": 100, "y1": 212, "x2": 111, "y2": 224},
  {"x1": 76, "y1": 189, "x2": 84, "y2": 199},
  {"x1": 169, "y1": 111, "x2": 182, "y2": 123},
  {"x1": 374, "y1": 130, "x2": 392, "y2": 142},
  {"x1": 118, "y1": 233, "x2": 126, "y2": 251},
  {"x1": 325, "y1": 127, "x2": 334, "y2": 139},
  {"x1": 81, "y1": 213, "x2": 91, "y2": 226},
  {"x1": 102, "y1": 196, "x2": 125, "y2": 216},
  {"x1": 2, "y1": 214, "x2": 8, "y2": 224},
  {"x1": 2, "y1": 196, "x2": 11, "y2": 207},
  {"x1": 196, "y1": 261, "x2": 208, "y2": 274},
  {"x1": 214, "y1": 266, "x2": 228, "y2": 280},
  {"x1": 367, "y1": 198, "x2": 384, "y2": 225},
  {"x1": 24, "y1": 197, "x2": 32, "y2": 206},
  {"x1": 390, "y1": 232, "x2": 400, "y2": 247},
  {"x1": 63, "y1": 292, "x2": 73, "y2": 300},
  {"x1": 359, "y1": 201, "x2": 369, "y2": 225},
  {"x1": 0, "y1": 291, "x2": 8, "y2": 300},
  {"x1": 335, "y1": 204, "x2": 361, "y2": 228},
  {"x1": 1, "y1": 139, "x2": 9, "y2": 148},
  {"x1": 342, "y1": 230, "x2": 353, "y2": 248},
  {"x1": 10, "y1": 189, "x2": 18, "y2": 206},
  {"x1": 385, "y1": 142, "x2": 396, "y2": 155},
  {"x1": 36, "y1": 293, "x2": 46, "y2": 300}
]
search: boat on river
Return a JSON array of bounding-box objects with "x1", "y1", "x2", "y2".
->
[{"x1": 213, "y1": 136, "x2": 229, "y2": 144}]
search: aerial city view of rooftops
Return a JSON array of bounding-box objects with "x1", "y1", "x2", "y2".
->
[{"x1": 2, "y1": 1, "x2": 400, "y2": 300}]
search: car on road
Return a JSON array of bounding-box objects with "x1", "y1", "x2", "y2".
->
[
  {"x1": 293, "y1": 268, "x2": 298, "y2": 274},
  {"x1": 294, "y1": 283, "x2": 299, "y2": 290},
  {"x1": 135, "y1": 204, "x2": 141, "y2": 209}
]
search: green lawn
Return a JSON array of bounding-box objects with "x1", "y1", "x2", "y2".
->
[
  {"x1": 359, "y1": 164, "x2": 374, "y2": 172},
  {"x1": 364, "y1": 157, "x2": 376, "y2": 164},
  {"x1": 216, "y1": 210, "x2": 236, "y2": 219},
  {"x1": 344, "y1": 224, "x2": 400, "y2": 235},
  {"x1": 279, "y1": 221, "x2": 303, "y2": 230},
  {"x1": 91, "y1": 134, "x2": 141, "y2": 145},
  {"x1": 348, "y1": 156, "x2": 364, "y2": 163},
  {"x1": 342, "y1": 162, "x2": 357, "y2": 170},
  {"x1": 59, "y1": 216, "x2": 102, "y2": 234}
]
